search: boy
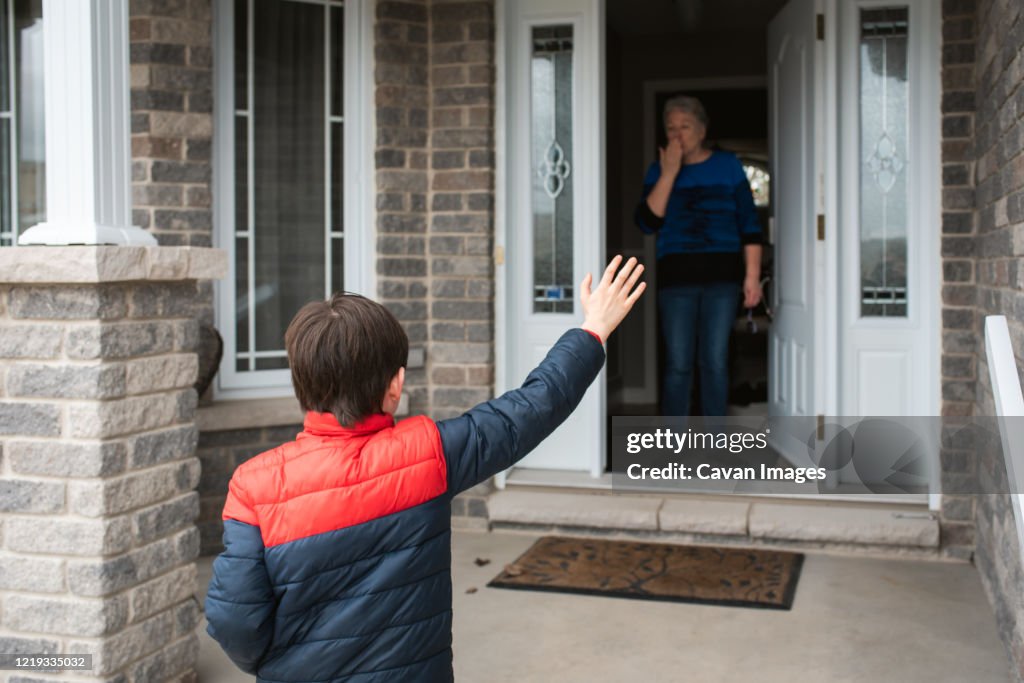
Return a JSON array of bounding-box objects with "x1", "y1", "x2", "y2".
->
[{"x1": 206, "y1": 256, "x2": 646, "y2": 682}]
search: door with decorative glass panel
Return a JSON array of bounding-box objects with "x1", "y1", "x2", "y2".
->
[
  {"x1": 503, "y1": 0, "x2": 605, "y2": 473},
  {"x1": 837, "y1": 0, "x2": 939, "y2": 418}
]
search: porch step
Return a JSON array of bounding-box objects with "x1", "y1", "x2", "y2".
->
[
  {"x1": 660, "y1": 499, "x2": 749, "y2": 536},
  {"x1": 488, "y1": 491, "x2": 661, "y2": 530},
  {"x1": 749, "y1": 503, "x2": 939, "y2": 548},
  {"x1": 485, "y1": 490, "x2": 941, "y2": 555}
]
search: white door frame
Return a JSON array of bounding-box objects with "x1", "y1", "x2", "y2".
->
[{"x1": 494, "y1": 0, "x2": 606, "y2": 485}]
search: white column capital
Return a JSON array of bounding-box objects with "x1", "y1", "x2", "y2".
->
[{"x1": 18, "y1": 0, "x2": 156, "y2": 246}]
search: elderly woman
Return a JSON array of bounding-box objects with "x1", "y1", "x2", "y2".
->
[{"x1": 635, "y1": 96, "x2": 763, "y2": 417}]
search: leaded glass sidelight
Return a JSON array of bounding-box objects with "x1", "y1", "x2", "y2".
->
[
  {"x1": 859, "y1": 8, "x2": 909, "y2": 317},
  {"x1": 531, "y1": 25, "x2": 574, "y2": 314}
]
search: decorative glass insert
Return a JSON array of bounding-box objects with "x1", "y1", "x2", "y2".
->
[
  {"x1": 743, "y1": 162, "x2": 770, "y2": 208},
  {"x1": 232, "y1": 0, "x2": 345, "y2": 374},
  {"x1": 859, "y1": 8, "x2": 909, "y2": 317},
  {"x1": 0, "y1": 0, "x2": 45, "y2": 247},
  {"x1": 531, "y1": 25, "x2": 574, "y2": 314}
]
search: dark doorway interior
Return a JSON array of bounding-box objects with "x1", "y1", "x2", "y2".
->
[{"x1": 604, "y1": 0, "x2": 786, "y2": 472}]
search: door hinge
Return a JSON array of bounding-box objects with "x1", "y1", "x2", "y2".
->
[
  {"x1": 816, "y1": 13, "x2": 825, "y2": 40},
  {"x1": 817, "y1": 214, "x2": 825, "y2": 241},
  {"x1": 817, "y1": 414, "x2": 825, "y2": 440},
  {"x1": 494, "y1": 245, "x2": 505, "y2": 266}
]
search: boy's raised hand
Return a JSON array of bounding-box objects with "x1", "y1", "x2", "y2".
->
[{"x1": 580, "y1": 255, "x2": 646, "y2": 342}]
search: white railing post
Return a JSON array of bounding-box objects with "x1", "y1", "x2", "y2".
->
[{"x1": 983, "y1": 315, "x2": 1024, "y2": 568}]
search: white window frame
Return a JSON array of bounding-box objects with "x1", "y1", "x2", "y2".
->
[{"x1": 212, "y1": 0, "x2": 375, "y2": 399}]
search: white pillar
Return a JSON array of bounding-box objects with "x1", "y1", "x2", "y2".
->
[{"x1": 17, "y1": 0, "x2": 156, "y2": 246}]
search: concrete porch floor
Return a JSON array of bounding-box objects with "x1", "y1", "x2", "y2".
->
[{"x1": 196, "y1": 529, "x2": 1011, "y2": 682}]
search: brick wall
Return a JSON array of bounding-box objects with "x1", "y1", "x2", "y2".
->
[
  {"x1": 939, "y1": 0, "x2": 979, "y2": 560},
  {"x1": 375, "y1": 0, "x2": 497, "y2": 421},
  {"x1": 959, "y1": 0, "x2": 1024, "y2": 676},
  {"x1": 375, "y1": 0, "x2": 433, "y2": 415},
  {"x1": 130, "y1": 0, "x2": 214, "y2": 249},
  {"x1": 130, "y1": 0, "x2": 215, "y2": 345},
  {"x1": 427, "y1": 1, "x2": 497, "y2": 420}
]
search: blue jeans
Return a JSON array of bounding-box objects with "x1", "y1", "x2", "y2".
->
[{"x1": 658, "y1": 283, "x2": 741, "y2": 416}]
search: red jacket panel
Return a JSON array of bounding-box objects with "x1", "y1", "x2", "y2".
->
[{"x1": 222, "y1": 412, "x2": 447, "y2": 548}]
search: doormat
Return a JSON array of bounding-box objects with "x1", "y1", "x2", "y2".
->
[{"x1": 488, "y1": 536, "x2": 803, "y2": 610}]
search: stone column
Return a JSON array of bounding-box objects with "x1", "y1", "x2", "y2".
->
[{"x1": 0, "y1": 246, "x2": 225, "y2": 682}]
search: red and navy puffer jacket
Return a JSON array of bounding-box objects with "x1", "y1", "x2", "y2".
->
[{"x1": 205, "y1": 329, "x2": 604, "y2": 682}]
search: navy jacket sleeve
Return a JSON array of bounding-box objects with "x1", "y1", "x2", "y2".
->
[
  {"x1": 438, "y1": 328, "x2": 605, "y2": 495},
  {"x1": 634, "y1": 162, "x2": 666, "y2": 234},
  {"x1": 205, "y1": 483, "x2": 276, "y2": 675},
  {"x1": 733, "y1": 157, "x2": 763, "y2": 245}
]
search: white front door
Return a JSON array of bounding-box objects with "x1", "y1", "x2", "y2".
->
[
  {"x1": 502, "y1": 0, "x2": 605, "y2": 473},
  {"x1": 767, "y1": 0, "x2": 823, "y2": 429}
]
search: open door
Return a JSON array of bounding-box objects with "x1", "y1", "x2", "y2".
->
[
  {"x1": 502, "y1": 0, "x2": 605, "y2": 474},
  {"x1": 767, "y1": 0, "x2": 824, "y2": 464}
]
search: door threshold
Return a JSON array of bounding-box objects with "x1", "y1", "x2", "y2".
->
[{"x1": 503, "y1": 467, "x2": 930, "y2": 506}]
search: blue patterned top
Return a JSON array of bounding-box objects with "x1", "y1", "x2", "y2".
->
[{"x1": 635, "y1": 150, "x2": 762, "y2": 285}]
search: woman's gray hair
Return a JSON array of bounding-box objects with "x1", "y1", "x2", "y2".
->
[{"x1": 663, "y1": 95, "x2": 709, "y2": 129}]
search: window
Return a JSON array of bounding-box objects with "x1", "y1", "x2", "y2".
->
[
  {"x1": 215, "y1": 0, "x2": 369, "y2": 397},
  {"x1": 531, "y1": 25, "x2": 575, "y2": 314},
  {"x1": 859, "y1": 7, "x2": 909, "y2": 317},
  {"x1": 0, "y1": 0, "x2": 44, "y2": 247},
  {"x1": 742, "y1": 162, "x2": 770, "y2": 209}
]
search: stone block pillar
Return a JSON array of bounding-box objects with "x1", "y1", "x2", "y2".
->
[{"x1": 0, "y1": 246, "x2": 225, "y2": 683}]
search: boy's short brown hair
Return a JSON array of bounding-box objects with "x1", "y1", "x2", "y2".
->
[{"x1": 284, "y1": 293, "x2": 408, "y2": 427}]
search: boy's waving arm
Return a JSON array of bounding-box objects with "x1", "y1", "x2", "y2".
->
[
  {"x1": 205, "y1": 478, "x2": 276, "y2": 675},
  {"x1": 439, "y1": 256, "x2": 646, "y2": 495}
]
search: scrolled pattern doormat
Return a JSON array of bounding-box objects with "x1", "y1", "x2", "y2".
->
[{"x1": 488, "y1": 536, "x2": 803, "y2": 610}]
